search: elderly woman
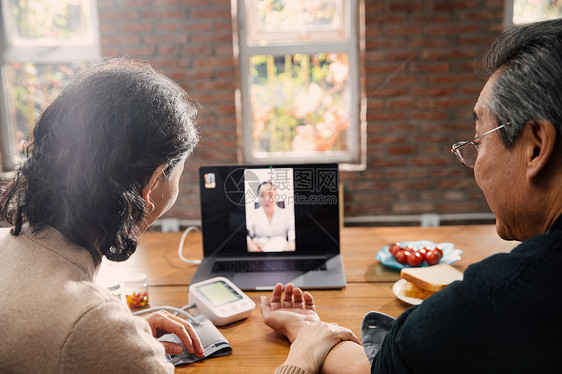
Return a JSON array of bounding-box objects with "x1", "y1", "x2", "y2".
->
[{"x1": 0, "y1": 58, "x2": 203, "y2": 373}]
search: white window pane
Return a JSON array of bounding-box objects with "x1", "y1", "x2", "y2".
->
[
  {"x1": 513, "y1": 0, "x2": 562, "y2": 24},
  {"x1": 5, "y1": 0, "x2": 96, "y2": 46},
  {"x1": 3, "y1": 62, "x2": 83, "y2": 158},
  {"x1": 247, "y1": 0, "x2": 347, "y2": 44},
  {"x1": 249, "y1": 53, "x2": 351, "y2": 155}
]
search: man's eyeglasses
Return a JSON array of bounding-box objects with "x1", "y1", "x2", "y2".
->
[{"x1": 451, "y1": 123, "x2": 507, "y2": 168}]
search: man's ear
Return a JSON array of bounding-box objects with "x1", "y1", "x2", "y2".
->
[
  {"x1": 525, "y1": 119, "x2": 557, "y2": 180},
  {"x1": 142, "y1": 163, "x2": 169, "y2": 207}
]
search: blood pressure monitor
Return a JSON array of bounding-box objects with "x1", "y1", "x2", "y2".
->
[{"x1": 188, "y1": 277, "x2": 255, "y2": 326}]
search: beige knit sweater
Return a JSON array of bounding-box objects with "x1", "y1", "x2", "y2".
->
[{"x1": 0, "y1": 226, "x2": 174, "y2": 374}]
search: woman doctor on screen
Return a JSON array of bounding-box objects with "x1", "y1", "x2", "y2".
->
[
  {"x1": 0, "y1": 58, "x2": 203, "y2": 374},
  {"x1": 246, "y1": 181, "x2": 296, "y2": 252}
]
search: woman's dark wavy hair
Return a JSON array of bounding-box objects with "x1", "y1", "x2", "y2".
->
[{"x1": 0, "y1": 58, "x2": 198, "y2": 262}]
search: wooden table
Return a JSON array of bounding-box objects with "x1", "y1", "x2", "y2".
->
[{"x1": 97, "y1": 225, "x2": 517, "y2": 373}]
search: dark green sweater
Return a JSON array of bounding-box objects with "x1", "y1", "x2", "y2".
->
[{"x1": 371, "y1": 215, "x2": 562, "y2": 373}]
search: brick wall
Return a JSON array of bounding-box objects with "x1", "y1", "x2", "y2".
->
[{"x1": 97, "y1": 0, "x2": 505, "y2": 224}]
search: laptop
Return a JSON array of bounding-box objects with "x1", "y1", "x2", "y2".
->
[{"x1": 190, "y1": 163, "x2": 346, "y2": 290}]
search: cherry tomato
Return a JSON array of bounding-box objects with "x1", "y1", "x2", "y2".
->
[
  {"x1": 395, "y1": 250, "x2": 408, "y2": 264},
  {"x1": 425, "y1": 250, "x2": 440, "y2": 265},
  {"x1": 389, "y1": 243, "x2": 402, "y2": 256},
  {"x1": 417, "y1": 247, "x2": 427, "y2": 259},
  {"x1": 407, "y1": 251, "x2": 424, "y2": 267},
  {"x1": 433, "y1": 247, "x2": 444, "y2": 259}
]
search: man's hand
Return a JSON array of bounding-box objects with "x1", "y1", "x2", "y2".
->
[
  {"x1": 143, "y1": 310, "x2": 205, "y2": 357},
  {"x1": 260, "y1": 283, "x2": 321, "y2": 343}
]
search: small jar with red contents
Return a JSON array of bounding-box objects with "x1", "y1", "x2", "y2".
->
[{"x1": 121, "y1": 273, "x2": 149, "y2": 310}]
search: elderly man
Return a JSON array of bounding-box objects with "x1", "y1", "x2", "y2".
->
[{"x1": 261, "y1": 18, "x2": 562, "y2": 374}]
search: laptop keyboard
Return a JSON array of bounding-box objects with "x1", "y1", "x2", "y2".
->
[{"x1": 212, "y1": 259, "x2": 327, "y2": 273}]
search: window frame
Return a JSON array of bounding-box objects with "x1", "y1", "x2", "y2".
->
[
  {"x1": 234, "y1": 0, "x2": 363, "y2": 165},
  {"x1": 504, "y1": 0, "x2": 515, "y2": 29},
  {"x1": 0, "y1": 0, "x2": 101, "y2": 171}
]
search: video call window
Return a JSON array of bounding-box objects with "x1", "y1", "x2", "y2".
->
[{"x1": 244, "y1": 168, "x2": 296, "y2": 252}]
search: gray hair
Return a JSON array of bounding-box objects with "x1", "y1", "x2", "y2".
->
[{"x1": 481, "y1": 19, "x2": 562, "y2": 149}]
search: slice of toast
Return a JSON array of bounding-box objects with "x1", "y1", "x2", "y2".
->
[
  {"x1": 400, "y1": 263, "x2": 463, "y2": 292},
  {"x1": 403, "y1": 282, "x2": 435, "y2": 300},
  {"x1": 402, "y1": 281, "x2": 436, "y2": 299}
]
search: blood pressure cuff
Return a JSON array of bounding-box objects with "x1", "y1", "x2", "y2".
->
[
  {"x1": 158, "y1": 314, "x2": 232, "y2": 365},
  {"x1": 361, "y1": 311, "x2": 396, "y2": 362}
]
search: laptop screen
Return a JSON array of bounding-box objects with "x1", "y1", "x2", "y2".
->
[{"x1": 199, "y1": 163, "x2": 340, "y2": 258}]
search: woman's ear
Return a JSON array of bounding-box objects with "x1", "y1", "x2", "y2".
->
[
  {"x1": 525, "y1": 119, "x2": 557, "y2": 180},
  {"x1": 142, "y1": 163, "x2": 169, "y2": 207}
]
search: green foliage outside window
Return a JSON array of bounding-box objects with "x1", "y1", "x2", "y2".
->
[
  {"x1": 5, "y1": 62, "x2": 82, "y2": 155},
  {"x1": 9, "y1": 0, "x2": 91, "y2": 41},
  {"x1": 249, "y1": 53, "x2": 350, "y2": 154},
  {"x1": 255, "y1": 0, "x2": 340, "y2": 32},
  {"x1": 2, "y1": 0, "x2": 94, "y2": 161},
  {"x1": 513, "y1": 0, "x2": 562, "y2": 24}
]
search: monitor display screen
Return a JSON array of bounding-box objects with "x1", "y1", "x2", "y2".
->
[{"x1": 199, "y1": 163, "x2": 340, "y2": 258}]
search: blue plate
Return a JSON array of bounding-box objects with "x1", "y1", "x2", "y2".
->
[{"x1": 375, "y1": 240, "x2": 462, "y2": 270}]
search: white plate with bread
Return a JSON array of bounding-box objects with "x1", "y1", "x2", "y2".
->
[{"x1": 393, "y1": 263, "x2": 464, "y2": 306}]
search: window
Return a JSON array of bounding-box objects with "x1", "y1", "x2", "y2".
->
[
  {"x1": 0, "y1": 0, "x2": 100, "y2": 171},
  {"x1": 505, "y1": 0, "x2": 562, "y2": 28},
  {"x1": 234, "y1": 0, "x2": 363, "y2": 165}
]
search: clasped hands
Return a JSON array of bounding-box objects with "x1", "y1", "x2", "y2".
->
[{"x1": 261, "y1": 283, "x2": 361, "y2": 373}]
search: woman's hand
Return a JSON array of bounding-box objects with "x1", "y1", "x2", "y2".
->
[
  {"x1": 260, "y1": 283, "x2": 321, "y2": 343},
  {"x1": 143, "y1": 310, "x2": 205, "y2": 357},
  {"x1": 247, "y1": 236, "x2": 264, "y2": 252},
  {"x1": 283, "y1": 322, "x2": 361, "y2": 374}
]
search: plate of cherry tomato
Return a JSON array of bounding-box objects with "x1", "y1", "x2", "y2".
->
[{"x1": 376, "y1": 240, "x2": 462, "y2": 269}]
